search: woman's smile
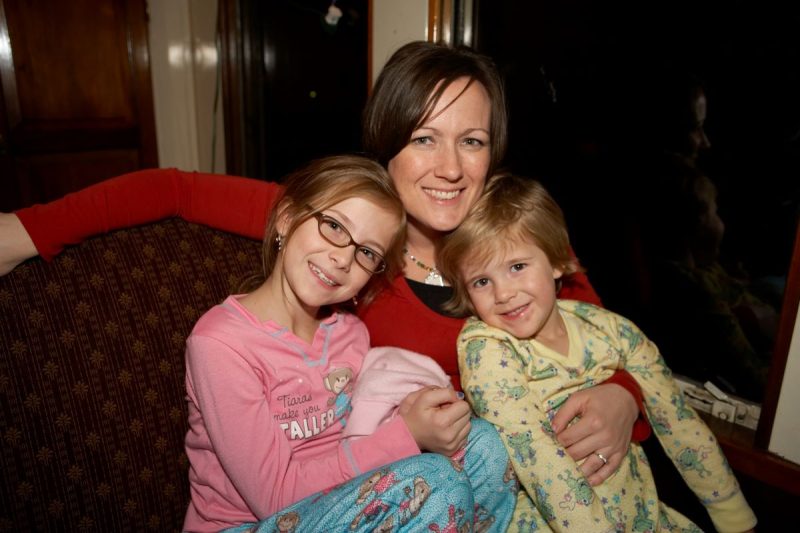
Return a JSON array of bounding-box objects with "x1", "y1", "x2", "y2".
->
[{"x1": 422, "y1": 186, "x2": 463, "y2": 201}]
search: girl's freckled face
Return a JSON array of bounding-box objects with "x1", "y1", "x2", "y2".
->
[{"x1": 279, "y1": 197, "x2": 398, "y2": 310}]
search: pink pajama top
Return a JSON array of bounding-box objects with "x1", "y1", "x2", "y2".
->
[{"x1": 183, "y1": 296, "x2": 419, "y2": 532}]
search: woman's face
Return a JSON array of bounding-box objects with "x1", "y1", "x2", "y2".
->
[
  {"x1": 687, "y1": 91, "x2": 711, "y2": 161},
  {"x1": 387, "y1": 77, "x2": 492, "y2": 236}
]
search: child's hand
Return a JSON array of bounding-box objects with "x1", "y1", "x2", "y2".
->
[{"x1": 398, "y1": 386, "x2": 471, "y2": 456}]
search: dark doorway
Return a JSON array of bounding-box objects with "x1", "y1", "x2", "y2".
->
[{"x1": 219, "y1": 0, "x2": 368, "y2": 181}]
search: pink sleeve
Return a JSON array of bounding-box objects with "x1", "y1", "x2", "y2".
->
[
  {"x1": 345, "y1": 417, "x2": 420, "y2": 476},
  {"x1": 15, "y1": 168, "x2": 282, "y2": 261},
  {"x1": 186, "y1": 335, "x2": 418, "y2": 518}
]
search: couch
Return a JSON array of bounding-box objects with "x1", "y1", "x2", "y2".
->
[
  {"x1": 3, "y1": 215, "x2": 789, "y2": 532},
  {"x1": 0, "y1": 219, "x2": 262, "y2": 531}
]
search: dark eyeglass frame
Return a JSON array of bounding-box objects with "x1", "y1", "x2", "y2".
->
[{"x1": 310, "y1": 212, "x2": 387, "y2": 274}]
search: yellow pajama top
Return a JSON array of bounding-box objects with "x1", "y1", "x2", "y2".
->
[{"x1": 457, "y1": 300, "x2": 756, "y2": 533}]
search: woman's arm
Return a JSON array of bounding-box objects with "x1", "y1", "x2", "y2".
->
[
  {"x1": 560, "y1": 251, "x2": 603, "y2": 307},
  {"x1": 551, "y1": 369, "x2": 651, "y2": 486},
  {"x1": 560, "y1": 268, "x2": 603, "y2": 307},
  {"x1": 12, "y1": 168, "x2": 281, "y2": 262},
  {"x1": 0, "y1": 213, "x2": 37, "y2": 275}
]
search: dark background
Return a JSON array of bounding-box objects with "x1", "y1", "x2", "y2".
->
[
  {"x1": 474, "y1": 0, "x2": 799, "y2": 317},
  {"x1": 222, "y1": 0, "x2": 369, "y2": 180},
  {"x1": 236, "y1": 0, "x2": 799, "y2": 323},
  {"x1": 232, "y1": 0, "x2": 800, "y2": 400}
]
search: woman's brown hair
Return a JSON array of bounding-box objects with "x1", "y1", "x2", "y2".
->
[{"x1": 362, "y1": 41, "x2": 507, "y2": 175}]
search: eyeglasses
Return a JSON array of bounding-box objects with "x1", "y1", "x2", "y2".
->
[{"x1": 311, "y1": 212, "x2": 387, "y2": 274}]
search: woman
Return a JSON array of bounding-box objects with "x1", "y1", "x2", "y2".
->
[{"x1": 0, "y1": 41, "x2": 645, "y2": 486}]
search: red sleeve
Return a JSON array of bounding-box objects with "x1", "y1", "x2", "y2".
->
[
  {"x1": 604, "y1": 370, "x2": 652, "y2": 442},
  {"x1": 559, "y1": 247, "x2": 603, "y2": 306},
  {"x1": 15, "y1": 168, "x2": 283, "y2": 261},
  {"x1": 560, "y1": 270, "x2": 603, "y2": 307}
]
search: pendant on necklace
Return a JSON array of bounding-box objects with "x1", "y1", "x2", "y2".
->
[
  {"x1": 424, "y1": 269, "x2": 445, "y2": 286},
  {"x1": 404, "y1": 247, "x2": 446, "y2": 286}
]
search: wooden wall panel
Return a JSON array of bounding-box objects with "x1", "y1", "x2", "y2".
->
[
  {"x1": 0, "y1": 0, "x2": 157, "y2": 210},
  {"x1": 12, "y1": 150, "x2": 140, "y2": 207}
]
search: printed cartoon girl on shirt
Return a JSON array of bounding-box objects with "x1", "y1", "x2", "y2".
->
[{"x1": 324, "y1": 367, "x2": 354, "y2": 427}]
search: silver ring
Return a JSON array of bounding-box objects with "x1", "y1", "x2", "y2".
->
[{"x1": 596, "y1": 453, "x2": 608, "y2": 465}]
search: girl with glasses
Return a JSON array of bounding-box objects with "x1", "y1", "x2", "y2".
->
[{"x1": 183, "y1": 154, "x2": 516, "y2": 532}]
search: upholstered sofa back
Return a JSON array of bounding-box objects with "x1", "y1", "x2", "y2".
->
[{"x1": 0, "y1": 219, "x2": 261, "y2": 532}]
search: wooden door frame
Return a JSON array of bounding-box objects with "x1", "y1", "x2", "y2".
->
[
  {"x1": 217, "y1": 0, "x2": 245, "y2": 177},
  {"x1": 126, "y1": 0, "x2": 159, "y2": 168},
  {"x1": 428, "y1": 0, "x2": 475, "y2": 46}
]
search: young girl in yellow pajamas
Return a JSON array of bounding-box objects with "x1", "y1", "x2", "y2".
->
[{"x1": 438, "y1": 172, "x2": 757, "y2": 533}]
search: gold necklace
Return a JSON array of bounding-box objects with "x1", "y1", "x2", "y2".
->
[{"x1": 403, "y1": 248, "x2": 445, "y2": 286}]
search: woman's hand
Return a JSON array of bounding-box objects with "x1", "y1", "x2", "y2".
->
[
  {"x1": 398, "y1": 387, "x2": 471, "y2": 456},
  {"x1": 551, "y1": 382, "x2": 639, "y2": 486},
  {"x1": 0, "y1": 213, "x2": 37, "y2": 276}
]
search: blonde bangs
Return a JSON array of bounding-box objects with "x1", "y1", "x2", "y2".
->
[{"x1": 438, "y1": 173, "x2": 581, "y2": 316}]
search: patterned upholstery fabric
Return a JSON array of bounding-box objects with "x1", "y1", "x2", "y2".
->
[{"x1": 0, "y1": 219, "x2": 261, "y2": 532}]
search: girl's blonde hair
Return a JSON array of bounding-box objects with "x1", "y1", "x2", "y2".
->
[
  {"x1": 243, "y1": 155, "x2": 406, "y2": 308},
  {"x1": 437, "y1": 172, "x2": 580, "y2": 317}
]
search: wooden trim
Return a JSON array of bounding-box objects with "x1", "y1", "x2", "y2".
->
[
  {"x1": 428, "y1": 0, "x2": 455, "y2": 45},
  {"x1": 428, "y1": 0, "x2": 441, "y2": 43},
  {"x1": 126, "y1": 0, "x2": 159, "y2": 168},
  {"x1": 756, "y1": 219, "x2": 800, "y2": 448},
  {"x1": 440, "y1": 0, "x2": 453, "y2": 44},
  {"x1": 218, "y1": 0, "x2": 243, "y2": 176},
  {"x1": 6, "y1": 123, "x2": 139, "y2": 153},
  {"x1": 0, "y1": 0, "x2": 21, "y2": 128},
  {"x1": 367, "y1": 0, "x2": 373, "y2": 94}
]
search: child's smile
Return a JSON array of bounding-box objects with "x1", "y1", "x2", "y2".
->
[{"x1": 308, "y1": 262, "x2": 340, "y2": 288}]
